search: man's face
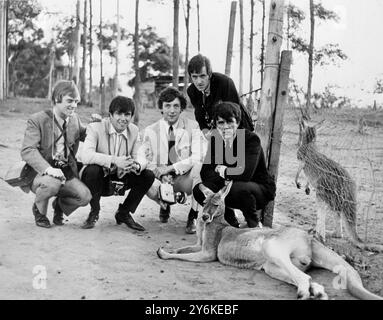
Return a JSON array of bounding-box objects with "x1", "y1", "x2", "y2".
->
[
  {"x1": 190, "y1": 66, "x2": 210, "y2": 92},
  {"x1": 162, "y1": 97, "x2": 182, "y2": 125},
  {"x1": 110, "y1": 111, "x2": 132, "y2": 133},
  {"x1": 54, "y1": 94, "x2": 79, "y2": 119},
  {"x1": 216, "y1": 116, "x2": 239, "y2": 140}
]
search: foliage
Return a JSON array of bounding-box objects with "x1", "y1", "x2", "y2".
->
[
  {"x1": 7, "y1": 0, "x2": 51, "y2": 97},
  {"x1": 96, "y1": 22, "x2": 129, "y2": 59},
  {"x1": 287, "y1": 1, "x2": 347, "y2": 67}
]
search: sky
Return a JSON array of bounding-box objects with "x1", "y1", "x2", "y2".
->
[{"x1": 36, "y1": 0, "x2": 383, "y2": 106}]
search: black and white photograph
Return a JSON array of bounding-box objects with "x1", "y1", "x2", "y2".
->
[{"x1": 0, "y1": 0, "x2": 382, "y2": 303}]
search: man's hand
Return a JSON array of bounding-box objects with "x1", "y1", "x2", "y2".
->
[
  {"x1": 153, "y1": 166, "x2": 173, "y2": 180},
  {"x1": 44, "y1": 167, "x2": 65, "y2": 182},
  {"x1": 114, "y1": 156, "x2": 135, "y2": 171}
]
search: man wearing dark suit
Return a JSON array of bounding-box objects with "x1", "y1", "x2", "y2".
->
[
  {"x1": 187, "y1": 54, "x2": 254, "y2": 227},
  {"x1": 193, "y1": 102, "x2": 276, "y2": 227},
  {"x1": 80, "y1": 96, "x2": 154, "y2": 231},
  {"x1": 21, "y1": 80, "x2": 92, "y2": 228},
  {"x1": 186, "y1": 54, "x2": 254, "y2": 134}
]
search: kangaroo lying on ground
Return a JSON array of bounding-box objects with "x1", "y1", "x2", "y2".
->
[
  {"x1": 295, "y1": 120, "x2": 383, "y2": 252},
  {"x1": 157, "y1": 182, "x2": 382, "y2": 300}
]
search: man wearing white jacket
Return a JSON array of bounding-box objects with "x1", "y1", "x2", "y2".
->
[
  {"x1": 142, "y1": 87, "x2": 207, "y2": 234},
  {"x1": 80, "y1": 96, "x2": 154, "y2": 231}
]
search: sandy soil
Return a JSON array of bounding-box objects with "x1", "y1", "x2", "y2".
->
[{"x1": 0, "y1": 100, "x2": 382, "y2": 300}]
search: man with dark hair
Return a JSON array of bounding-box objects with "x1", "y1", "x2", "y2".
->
[
  {"x1": 193, "y1": 101, "x2": 276, "y2": 228},
  {"x1": 187, "y1": 54, "x2": 254, "y2": 134},
  {"x1": 80, "y1": 96, "x2": 154, "y2": 231},
  {"x1": 20, "y1": 80, "x2": 92, "y2": 228},
  {"x1": 141, "y1": 87, "x2": 207, "y2": 234}
]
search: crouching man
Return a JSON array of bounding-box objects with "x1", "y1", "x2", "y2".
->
[
  {"x1": 21, "y1": 80, "x2": 92, "y2": 228},
  {"x1": 141, "y1": 87, "x2": 207, "y2": 234},
  {"x1": 80, "y1": 96, "x2": 154, "y2": 231}
]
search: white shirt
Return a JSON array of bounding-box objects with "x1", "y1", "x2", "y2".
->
[
  {"x1": 53, "y1": 109, "x2": 69, "y2": 160},
  {"x1": 108, "y1": 124, "x2": 128, "y2": 157}
]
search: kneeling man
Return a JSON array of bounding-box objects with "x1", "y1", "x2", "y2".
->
[
  {"x1": 80, "y1": 96, "x2": 154, "y2": 231},
  {"x1": 142, "y1": 87, "x2": 207, "y2": 234}
]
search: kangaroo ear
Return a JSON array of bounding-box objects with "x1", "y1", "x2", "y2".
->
[{"x1": 219, "y1": 180, "x2": 233, "y2": 199}]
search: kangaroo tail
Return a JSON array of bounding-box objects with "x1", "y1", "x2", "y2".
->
[{"x1": 311, "y1": 238, "x2": 382, "y2": 300}]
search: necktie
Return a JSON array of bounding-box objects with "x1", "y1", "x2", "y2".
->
[
  {"x1": 62, "y1": 119, "x2": 68, "y2": 159},
  {"x1": 168, "y1": 125, "x2": 176, "y2": 165}
]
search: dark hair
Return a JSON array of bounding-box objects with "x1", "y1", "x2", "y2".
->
[
  {"x1": 51, "y1": 80, "x2": 79, "y2": 105},
  {"x1": 158, "y1": 86, "x2": 187, "y2": 110},
  {"x1": 212, "y1": 101, "x2": 242, "y2": 124},
  {"x1": 187, "y1": 54, "x2": 212, "y2": 77},
  {"x1": 109, "y1": 96, "x2": 135, "y2": 115}
]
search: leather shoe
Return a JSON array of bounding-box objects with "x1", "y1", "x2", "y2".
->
[
  {"x1": 33, "y1": 203, "x2": 51, "y2": 228},
  {"x1": 115, "y1": 205, "x2": 145, "y2": 231},
  {"x1": 159, "y1": 205, "x2": 170, "y2": 223},
  {"x1": 224, "y1": 207, "x2": 240, "y2": 228},
  {"x1": 52, "y1": 198, "x2": 64, "y2": 226},
  {"x1": 81, "y1": 210, "x2": 99, "y2": 229},
  {"x1": 185, "y1": 208, "x2": 198, "y2": 234}
]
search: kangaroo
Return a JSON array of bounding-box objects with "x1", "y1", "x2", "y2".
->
[
  {"x1": 157, "y1": 182, "x2": 382, "y2": 300},
  {"x1": 295, "y1": 120, "x2": 383, "y2": 252}
]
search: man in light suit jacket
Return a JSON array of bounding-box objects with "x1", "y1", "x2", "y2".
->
[
  {"x1": 142, "y1": 87, "x2": 207, "y2": 234},
  {"x1": 21, "y1": 80, "x2": 92, "y2": 228},
  {"x1": 80, "y1": 96, "x2": 154, "y2": 231}
]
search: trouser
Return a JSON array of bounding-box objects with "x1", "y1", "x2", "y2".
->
[
  {"x1": 193, "y1": 180, "x2": 269, "y2": 225},
  {"x1": 81, "y1": 164, "x2": 155, "y2": 214},
  {"x1": 31, "y1": 175, "x2": 91, "y2": 216},
  {"x1": 146, "y1": 163, "x2": 202, "y2": 212}
]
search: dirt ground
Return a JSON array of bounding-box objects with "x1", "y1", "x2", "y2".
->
[{"x1": 0, "y1": 98, "x2": 382, "y2": 300}]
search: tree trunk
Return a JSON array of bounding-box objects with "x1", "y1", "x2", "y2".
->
[
  {"x1": 88, "y1": 0, "x2": 93, "y2": 105},
  {"x1": 183, "y1": 0, "x2": 190, "y2": 96},
  {"x1": 196, "y1": 0, "x2": 200, "y2": 52},
  {"x1": 225, "y1": 1, "x2": 237, "y2": 76},
  {"x1": 239, "y1": 0, "x2": 244, "y2": 95},
  {"x1": 72, "y1": 0, "x2": 81, "y2": 85},
  {"x1": 80, "y1": 0, "x2": 88, "y2": 104},
  {"x1": 114, "y1": 0, "x2": 120, "y2": 97},
  {"x1": 172, "y1": 0, "x2": 179, "y2": 88},
  {"x1": 47, "y1": 45, "x2": 55, "y2": 99},
  {"x1": 260, "y1": 0, "x2": 266, "y2": 88},
  {"x1": 0, "y1": 0, "x2": 7, "y2": 101},
  {"x1": 133, "y1": 0, "x2": 141, "y2": 125},
  {"x1": 249, "y1": 0, "x2": 254, "y2": 93},
  {"x1": 99, "y1": 0, "x2": 106, "y2": 114},
  {"x1": 306, "y1": 0, "x2": 314, "y2": 115}
]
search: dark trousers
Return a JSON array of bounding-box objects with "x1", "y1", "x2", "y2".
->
[
  {"x1": 81, "y1": 164, "x2": 154, "y2": 214},
  {"x1": 193, "y1": 180, "x2": 269, "y2": 225}
]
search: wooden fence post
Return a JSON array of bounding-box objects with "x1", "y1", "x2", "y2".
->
[
  {"x1": 262, "y1": 50, "x2": 292, "y2": 227},
  {"x1": 225, "y1": 1, "x2": 237, "y2": 76},
  {"x1": 255, "y1": 0, "x2": 285, "y2": 227},
  {"x1": 0, "y1": 0, "x2": 7, "y2": 101}
]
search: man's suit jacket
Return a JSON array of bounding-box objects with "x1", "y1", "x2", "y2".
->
[
  {"x1": 141, "y1": 116, "x2": 207, "y2": 176},
  {"x1": 81, "y1": 118, "x2": 147, "y2": 175},
  {"x1": 20, "y1": 110, "x2": 86, "y2": 189}
]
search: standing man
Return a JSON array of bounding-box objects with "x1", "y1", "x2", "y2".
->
[
  {"x1": 80, "y1": 96, "x2": 154, "y2": 231},
  {"x1": 142, "y1": 87, "x2": 207, "y2": 234},
  {"x1": 21, "y1": 80, "x2": 92, "y2": 228},
  {"x1": 186, "y1": 53, "x2": 254, "y2": 134}
]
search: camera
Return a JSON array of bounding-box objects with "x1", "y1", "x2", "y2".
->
[
  {"x1": 110, "y1": 181, "x2": 126, "y2": 196},
  {"x1": 52, "y1": 159, "x2": 75, "y2": 180}
]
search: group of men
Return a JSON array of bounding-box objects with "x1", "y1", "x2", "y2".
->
[{"x1": 18, "y1": 54, "x2": 276, "y2": 235}]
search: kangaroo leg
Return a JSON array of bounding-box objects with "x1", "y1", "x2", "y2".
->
[
  {"x1": 295, "y1": 162, "x2": 304, "y2": 189},
  {"x1": 315, "y1": 200, "x2": 327, "y2": 243},
  {"x1": 263, "y1": 239, "x2": 312, "y2": 299},
  {"x1": 157, "y1": 247, "x2": 216, "y2": 262},
  {"x1": 263, "y1": 261, "x2": 328, "y2": 300}
]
